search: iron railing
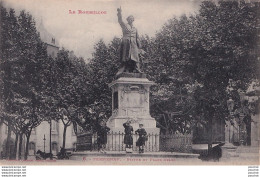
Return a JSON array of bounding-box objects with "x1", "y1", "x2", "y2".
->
[{"x1": 77, "y1": 132, "x2": 192, "y2": 153}]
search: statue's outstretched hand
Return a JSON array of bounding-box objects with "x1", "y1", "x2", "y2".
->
[{"x1": 117, "y1": 7, "x2": 122, "y2": 13}]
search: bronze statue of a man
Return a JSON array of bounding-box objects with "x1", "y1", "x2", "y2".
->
[{"x1": 117, "y1": 7, "x2": 143, "y2": 74}]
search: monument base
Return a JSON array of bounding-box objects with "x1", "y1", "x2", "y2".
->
[
  {"x1": 220, "y1": 142, "x2": 238, "y2": 159},
  {"x1": 107, "y1": 75, "x2": 160, "y2": 152},
  {"x1": 107, "y1": 114, "x2": 160, "y2": 152}
]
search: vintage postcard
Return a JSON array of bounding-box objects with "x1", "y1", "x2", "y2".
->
[{"x1": 0, "y1": 0, "x2": 259, "y2": 166}]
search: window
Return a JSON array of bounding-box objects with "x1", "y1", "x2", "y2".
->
[
  {"x1": 51, "y1": 142, "x2": 58, "y2": 155},
  {"x1": 113, "y1": 91, "x2": 118, "y2": 110},
  {"x1": 51, "y1": 38, "x2": 55, "y2": 44},
  {"x1": 51, "y1": 121, "x2": 58, "y2": 134},
  {"x1": 28, "y1": 142, "x2": 36, "y2": 155}
]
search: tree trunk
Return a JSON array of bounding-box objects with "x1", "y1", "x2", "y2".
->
[
  {"x1": 6, "y1": 121, "x2": 12, "y2": 159},
  {"x1": 49, "y1": 120, "x2": 52, "y2": 159},
  {"x1": 62, "y1": 125, "x2": 68, "y2": 149},
  {"x1": 24, "y1": 130, "x2": 32, "y2": 160},
  {"x1": 14, "y1": 133, "x2": 18, "y2": 160},
  {"x1": 18, "y1": 133, "x2": 23, "y2": 160}
]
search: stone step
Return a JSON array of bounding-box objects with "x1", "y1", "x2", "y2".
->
[
  {"x1": 71, "y1": 151, "x2": 200, "y2": 159},
  {"x1": 236, "y1": 146, "x2": 259, "y2": 153}
]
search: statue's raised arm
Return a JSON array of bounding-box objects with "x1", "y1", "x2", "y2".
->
[
  {"x1": 117, "y1": 7, "x2": 142, "y2": 74},
  {"x1": 117, "y1": 7, "x2": 124, "y2": 26}
]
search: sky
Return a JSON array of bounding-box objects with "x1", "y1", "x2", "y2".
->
[{"x1": 3, "y1": 0, "x2": 202, "y2": 60}]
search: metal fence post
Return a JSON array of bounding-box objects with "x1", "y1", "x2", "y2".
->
[
  {"x1": 151, "y1": 133, "x2": 154, "y2": 152},
  {"x1": 148, "y1": 133, "x2": 151, "y2": 152},
  {"x1": 122, "y1": 132, "x2": 124, "y2": 151},
  {"x1": 107, "y1": 132, "x2": 110, "y2": 151},
  {"x1": 135, "y1": 133, "x2": 138, "y2": 151},
  {"x1": 118, "y1": 131, "x2": 120, "y2": 152},
  {"x1": 111, "y1": 131, "x2": 114, "y2": 151},
  {"x1": 155, "y1": 133, "x2": 158, "y2": 151}
]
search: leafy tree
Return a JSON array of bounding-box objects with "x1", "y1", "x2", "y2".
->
[
  {"x1": 0, "y1": 6, "x2": 49, "y2": 159},
  {"x1": 84, "y1": 38, "x2": 120, "y2": 131},
  {"x1": 54, "y1": 49, "x2": 83, "y2": 148},
  {"x1": 135, "y1": 3, "x2": 259, "y2": 160},
  {"x1": 141, "y1": 1, "x2": 259, "y2": 157},
  {"x1": 142, "y1": 16, "x2": 197, "y2": 134},
  {"x1": 0, "y1": 5, "x2": 21, "y2": 159},
  {"x1": 190, "y1": 1, "x2": 259, "y2": 152}
]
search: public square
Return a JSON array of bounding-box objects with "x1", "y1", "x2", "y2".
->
[{"x1": 0, "y1": 0, "x2": 259, "y2": 165}]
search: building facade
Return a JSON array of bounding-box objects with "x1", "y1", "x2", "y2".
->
[
  {"x1": 37, "y1": 19, "x2": 59, "y2": 58},
  {"x1": 0, "y1": 120, "x2": 77, "y2": 158}
]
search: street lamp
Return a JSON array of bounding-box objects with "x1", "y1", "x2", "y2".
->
[{"x1": 43, "y1": 134, "x2": 46, "y2": 153}]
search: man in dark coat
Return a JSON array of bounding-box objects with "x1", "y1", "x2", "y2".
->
[
  {"x1": 97, "y1": 121, "x2": 110, "y2": 153},
  {"x1": 135, "y1": 124, "x2": 147, "y2": 153},
  {"x1": 117, "y1": 7, "x2": 143, "y2": 74},
  {"x1": 123, "y1": 120, "x2": 133, "y2": 153}
]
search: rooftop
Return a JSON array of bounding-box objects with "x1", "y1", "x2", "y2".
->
[{"x1": 37, "y1": 19, "x2": 59, "y2": 48}]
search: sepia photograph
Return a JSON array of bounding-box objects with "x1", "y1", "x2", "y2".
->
[{"x1": 0, "y1": 0, "x2": 259, "y2": 167}]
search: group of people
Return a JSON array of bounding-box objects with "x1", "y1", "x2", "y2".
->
[
  {"x1": 123, "y1": 120, "x2": 147, "y2": 153},
  {"x1": 97, "y1": 120, "x2": 147, "y2": 154}
]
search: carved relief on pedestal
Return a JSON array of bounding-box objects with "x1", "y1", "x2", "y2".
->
[
  {"x1": 128, "y1": 108, "x2": 142, "y2": 116},
  {"x1": 139, "y1": 86, "x2": 148, "y2": 103},
  {"x1": 120, "y1": 84, "x2": 149, "y2": 106}
]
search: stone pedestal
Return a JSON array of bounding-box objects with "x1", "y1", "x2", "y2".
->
[
  {"x1": 107, "y1": 75, "x2": 160, "y2": 151},
  {"x1": 221, "y1": 142, "x2": 238, "y2": 159},
  {"x1": 221, "y1": 121, "x2": 238, "y2": 160}
]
